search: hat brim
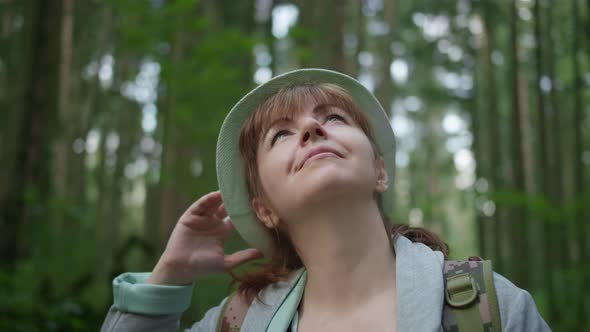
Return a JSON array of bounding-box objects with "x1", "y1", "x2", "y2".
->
[{"x1": 216, "y1": 68, "x2": 396, "y2": 256}]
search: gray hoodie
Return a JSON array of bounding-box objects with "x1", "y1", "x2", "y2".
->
[{"x1": 100, "y1": 236, "x2": 551, "y2": 331}]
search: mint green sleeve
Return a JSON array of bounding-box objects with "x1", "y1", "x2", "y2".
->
[
  {"x1": 100, "y1": 272, "x2": 227, "y2": 332},
  {"x1": 112, "y1": 272, "x2": 194, "y2": 315}
]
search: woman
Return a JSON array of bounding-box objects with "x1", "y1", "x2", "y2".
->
[{"x1": 101, "y1": 69, "x2": 550, "y2": 331}]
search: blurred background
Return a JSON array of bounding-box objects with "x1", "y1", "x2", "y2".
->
[{"x1": 0, "y1": 0, "x2": 589, "y2": 330}]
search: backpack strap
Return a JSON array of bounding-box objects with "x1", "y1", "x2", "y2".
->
[
  {"x1": 442, "y1": 257, "x2": 502, "y2": 332},
  {"x1": 216, "y1": 291, "x2": 254, "y2": 332}
]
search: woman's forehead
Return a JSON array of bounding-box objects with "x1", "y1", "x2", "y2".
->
[
  {"x1": 254, "y1": 86, "x2": 357, "y2": 136},
  {"x1": 265, "y1": 103, "x2": 342, "y2": 127}
]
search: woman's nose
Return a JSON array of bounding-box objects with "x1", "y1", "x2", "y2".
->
[{"x1": 300, "y1": 120, "x2": 326, "y2": 144}]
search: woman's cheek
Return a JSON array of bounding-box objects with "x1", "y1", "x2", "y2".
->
[{"x1": 259, "y1": 153, "x2": 286, "y2": 189}]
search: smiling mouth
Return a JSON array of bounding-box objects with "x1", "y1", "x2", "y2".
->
[
  {"x1": 304, "y1": 152, "x2": 336, "y2": 165},
  {"x1": 299, "y1": 148, "x2": 343, "y2": 171}
]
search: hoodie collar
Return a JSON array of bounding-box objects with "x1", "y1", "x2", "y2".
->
[{"x1": 241, "y1": 235, "x2": 445, "y2": 331}]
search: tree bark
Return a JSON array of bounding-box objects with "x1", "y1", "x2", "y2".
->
[
  {"x1": 571, "y1": 0, "x2": 585, "y2": 262},
  {"x1": 158, "y1": 26, "x2": 191, "y2": 249},
  {"x1": 0, "y1": 0, "x2": 62, "y2": 264},
  {"x1": 472, "y1": 12, "x2": 487, "y2": 257},
  {"x1": 1, "y1": 0, "x2": 14, "y2": 38},
  {"x1": 571, "y1": 0, "x2": 586, "y2": 325},
  {"x1": 345, "y1": 0, "x2": 362, "y2": 77},
  {"x1": 330, "y1": 0, "x2": 346, "y2": 73},
  {"x1": 509, "y1": 0, "x2": 529, "y2": 289},
  {"x1": 297, "y1": 0, "x2": 346, "y2": 72},
  {"x1": 375, "y1": 0, "x2": 396, "y2": 116},
  {"x1": 51, "y1": 0, "x2": 87, "y2": 239},
  {"x1": 482, "y1": 2, "x2": 503, "y2": 272},
  {"x1": 0, "y1": 0, "x2": 20, "y2": 217},
  {"x1": 533, "y1": 0, "x2": 555, "y2": 318},
  {"x1": 295, "y1": 0, "x2": 314, "y2": 68},
  {"x1": 54, "y1": 0, "x2": 74, "y2": 197}
]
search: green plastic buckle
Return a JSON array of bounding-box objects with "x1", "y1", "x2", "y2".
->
[{"x1": 445, "y1": 273, "x2": 478, "y2": 307}]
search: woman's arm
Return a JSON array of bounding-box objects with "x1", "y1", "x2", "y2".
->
[
  {"x1": 100, "y1": 291, "x2": 226, "y2": 332},
  {"x1": 100, "y1": 191, "x2": 262, "y2": 331},
  {"x1": 100, "y1": 305, "x2": 186, "y2": 332},
  {"x1": 100, "y1": 303, "x2": 226, "y2": 332},
  {"x1": 99, "y1": 272, "x2": 190, "y2": 332}
]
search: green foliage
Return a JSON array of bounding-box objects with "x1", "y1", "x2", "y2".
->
[
  {"x1": 0, "y1": 262, "x2": 104, "y2": 332},
  {"x1": 1, "y1": 0, "x2": 588, "y2": 330}
]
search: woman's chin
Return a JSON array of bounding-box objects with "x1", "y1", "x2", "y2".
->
[
  {"x1": 293, "y1": 167, "x2": 360, "y2": 201},
  {"x1": 298, "y1": 161, "x2": 349, "y2": 183}
]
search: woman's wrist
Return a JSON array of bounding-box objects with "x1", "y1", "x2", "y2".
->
[{"x1": 146, "y1": 260, "x2": 194, "y2": 286}]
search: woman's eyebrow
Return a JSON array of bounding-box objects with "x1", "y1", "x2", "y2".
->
[
  {"x1": 312, "y1": 104, "x2": 348, "y2": 118},
  {"x1": 263, "y1": 117, "x2": 291, "y2": 138},
  {"x1": 311, "y1": 103, "x2": 331, "y2": 115},
  {"x1": 267, "y1": 117, "x2": 291, "y2": 130}
]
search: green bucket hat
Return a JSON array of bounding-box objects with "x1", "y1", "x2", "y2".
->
[{"x1": 216, "y1": 68, "x2": 396, "y2": 256}]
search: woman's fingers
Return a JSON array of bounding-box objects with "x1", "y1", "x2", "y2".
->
[
  {"x1": 215, "y1": 219, "x2": 240, "y2": 240},
  {"x1": 223, "y1": 248, "x2": 264, "y2": 270},
  {"x1": 188, "y1": 191, "x2": 222, "y2": 216},
  {"x1": 214, "y1": 203, "x2": 228, "y2": 220}
]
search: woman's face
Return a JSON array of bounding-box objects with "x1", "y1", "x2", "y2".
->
[{"x1": 254, "y1": 98, "x2": 386, "y2": 226}]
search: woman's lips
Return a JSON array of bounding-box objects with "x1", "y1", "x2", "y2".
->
[{"x1": 298, "y1": 147, "x2": 342, "y2": 170}]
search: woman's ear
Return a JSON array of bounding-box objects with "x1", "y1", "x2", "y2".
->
[
  {"x1": 252, "y1": 198, "x2": 279, "y2": 229},
  {"x1": 375, "y1": 157, "x2": 389, "y2": 193}
]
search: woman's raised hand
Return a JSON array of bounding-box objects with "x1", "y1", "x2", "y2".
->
[{"x1": 147, "y1": 191, "x2": 263, "y2": 285}]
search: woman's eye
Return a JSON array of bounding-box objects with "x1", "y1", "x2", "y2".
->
[
  {"x1": 326, "y1": 113, "x2": 345, "y2": 122},
  {"x1": 271, "y1": 130, "x2": 289, "y2": 146}
]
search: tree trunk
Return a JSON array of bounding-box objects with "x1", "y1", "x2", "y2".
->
[
  {"x1": 533, "y1": 0, "x2": 557, "y2": 320},
  {"x1": 375, "y1": 0, "x2": 396, "y2": 116},
  {"x1": 298, "y1": 0, "x2": 345, "y2": 72},
  {"x1": 571, "y1": 0, "x2": 585, "y2": 262},
  {"x1": 330, "y1": 0, "x2": 346, "y2": 72},
  {"x1": 295, "y1": 0, "x2": 314, "y2": 68},
  {"x1": 345, "y1": 0, "x2": 363, "y2": 77},
  {"x1": 143, "y1": 176, "x2": 161, "y2": 261},
  {"x1": 51, "y1": 0, "x2": 86, "y2": 240},
  {"x1": 158, "y1": 27, "x2": 190, "y2": 248},
  {"x1": 571, "y1": 0, "x2": 586, "y2": 325},
  {"x1": 1, "y1": 0, "x2": 14, "y2": 38},
  {"x1": 54, "y1": 0, "x2": 74, "y2": 197},
  {"x1": 1, "y1": 0, "x2": 62, "y2": 265},
  {"x1": 509, "y1": 0, "x2": 529, "y2": 288},
  {"x1": 472, "y1": 11, "x2": 487, "y2": 257},
  {"x1": 0, "y1": 0, "x2": 21, "y2": 220},
  {"x1": 482, "y1": 3, "x2": 503, "y2": 272},
  {"x1": 545, "y1": 0, "x2": 567, "y2": 317}
]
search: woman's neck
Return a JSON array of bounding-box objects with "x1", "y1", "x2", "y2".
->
[{"x1": 287, "y1": 198, "x2": 396, "y2": 312}]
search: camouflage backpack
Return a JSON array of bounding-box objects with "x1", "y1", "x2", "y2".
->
[
  {"x1": 442, "y1": 256, "x2": 502, "y2": 332},
  {"x1": 216, "y1": 256, "x2": 502, "y2": 332}
]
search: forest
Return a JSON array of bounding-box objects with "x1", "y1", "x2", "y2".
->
[{"x1": 0, "y1": 0, "x2": 588, "y2": 330}]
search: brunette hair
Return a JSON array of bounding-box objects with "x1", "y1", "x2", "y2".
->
[{"x1": 235, "y1": 83, "x2": 448, "y2": 297}]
